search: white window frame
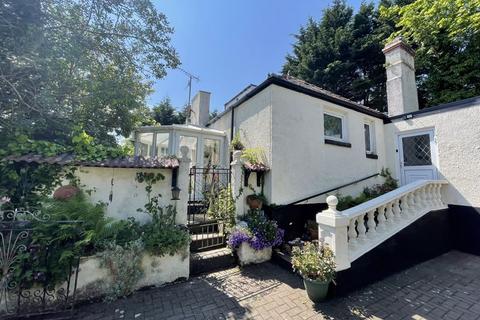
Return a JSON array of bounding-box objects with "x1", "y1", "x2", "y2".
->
[
  {"x1": 364, "y1": 122, "x2": 375, "y2": 154},
  {"x1": 323, "y1": 111, "x2": 347, "y2": 142}
]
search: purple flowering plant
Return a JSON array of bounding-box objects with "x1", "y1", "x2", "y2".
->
[{"x1": 228, "y1": 209, "x2": 284, "y2": 250}]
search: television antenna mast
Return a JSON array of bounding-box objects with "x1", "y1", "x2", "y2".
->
[{"x1": 178, "y1": 67, "x2": 200, "y2": 108}]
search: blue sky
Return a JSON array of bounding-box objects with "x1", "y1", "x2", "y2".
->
[{"x1": 151, "y1": 0, "x2": 366, "y2": 113}]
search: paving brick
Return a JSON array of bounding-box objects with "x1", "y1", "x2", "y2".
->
[{"x1": 74, "y1": 251, "x2": 480, "y2": 320}]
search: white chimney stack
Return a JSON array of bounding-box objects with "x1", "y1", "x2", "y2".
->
[
  {"x1": 383, "y1": 36, "x2": 419, "y2": 116},
  {"x1": 190, "y1": 91, "x2": 210, "y2": 127}
]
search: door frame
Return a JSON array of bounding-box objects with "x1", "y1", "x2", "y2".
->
[{"x1": 396, "y1": 127, "x2": 439, "y2": 185}]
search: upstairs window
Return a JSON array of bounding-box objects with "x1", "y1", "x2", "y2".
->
[{"x1": 324, "y1": 113, "x2": 345, "y2": 141}]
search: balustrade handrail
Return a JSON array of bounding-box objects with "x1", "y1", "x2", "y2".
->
[
  {"x1": 317, "y1": 179, "x2": 449, "y2": 271},
  {"x1": 339, "y1": 179, "x2": 448, "y2": 219}
]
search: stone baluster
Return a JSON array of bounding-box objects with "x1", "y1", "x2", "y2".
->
[
  {"x1": 414, "y1": 189, "x2": 423, "y2": 211},
  {"x1": 356, "y1": 214, "x2": 367, "y2": 241},
  {"x1": 408, "y1": 191, "x2": 416, "y2": 216},
  {"x1": 367, "y1": 209, "x2": 377, "y2": 238},
  {"x1": 393, "y1": 199, "x2": 402, "y2": 221},
  {"x1": 425, "y1": 183, "x2": 434, "y2": 209},
  {"x1": 435, "y1": 183, "x2": 444, "y2": 207},
  {"x1": 400, "y1": 195, "x2": 410, "y2": 218},
  {"x1": 385, "y1": 202, "x2": 394, "y2": 224},
  {"x1": 421, "y1": 186, "x2": 429, "y2": 210},
  {"x1": 428, "y1": 184, "x2": 436, "y2": 208},
  {"x1": 348, "y1": 218, "x2": 358, "y2": 247},
  {"x1": 377, "y1": 205, "x2": 387, "y2": 231}
]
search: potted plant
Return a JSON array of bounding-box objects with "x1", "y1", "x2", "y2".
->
[
  {"x1": 228, "y1": 209, "x2": 283, "y2": 266},
  {"x1": 291, "y1": 242, "x2": 336, "y2": 302}
]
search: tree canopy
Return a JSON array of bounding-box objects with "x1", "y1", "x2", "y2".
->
[
  {"x1": 0, "y1": 0, "x2": 179, "y2": 146},
  {"x1": 283, "y1": 0, "x2": 480, "y2": 111},
  {"x1": 381, "y1": 0, "x2": 480, "y2": 106}
]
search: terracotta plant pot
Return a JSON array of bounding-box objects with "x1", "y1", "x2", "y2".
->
[{"x1": 303, "y1": 277, "x2": 330, "y2": 302}]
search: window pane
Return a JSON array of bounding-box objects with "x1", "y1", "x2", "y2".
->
[
  {"x1": 155, "y1": 132, "x2": 169, "y2": 157},
  {"x1": 402, "y1": 134, "x2": 432, "y2": 166},
  {"x1": 324, "y1": 114, "x2": 343, "y2": 139},
  {"x1": 204, "y1": 138, "x2": 221, "y2": 166},
  {"x1": 364, "y1": 124, "x2": 371, "y2": 152},
  {"x1": 137, "y1": 133, "x2": 154, "y2": 157},
  {"x1": 178, "y1": 136, "x2": 197, "y2": 165}
]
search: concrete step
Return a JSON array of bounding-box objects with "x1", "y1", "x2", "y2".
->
[{"x1": 190, "y1": 247, "x2": 236, "y2": 276}]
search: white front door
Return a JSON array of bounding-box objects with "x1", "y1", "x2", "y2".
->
[{"x1": 398, "y1": 130, "x2": 438, "y2": 185}]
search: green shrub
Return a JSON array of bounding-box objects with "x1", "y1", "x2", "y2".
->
[
  {"x1": 99, "y1": 239, "x2": 144, "y2": 301},
  {"x1": 336, "y1": 168, "x2": 398, "y2": 210},
  {"x1": 207, "y1": 186, "x2": 236, "y2": 228},
  {"x1": 291, "y1": 242, "x2": 336, "y2": 282},
  {"x1": 141, "y1": 205, "x2": 190, "y2": 256}
]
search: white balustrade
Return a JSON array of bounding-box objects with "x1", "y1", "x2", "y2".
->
[{"x1": 317, "y1": 180, "x2": 448, "y2": 271}]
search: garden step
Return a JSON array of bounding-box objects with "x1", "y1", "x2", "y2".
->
[{"x1": 190, "y1": 247, "x2": 236, "y2": 275}]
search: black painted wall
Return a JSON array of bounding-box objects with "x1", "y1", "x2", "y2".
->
[
  {"x1": 333, "y1": 209, "x2": 453, "y2": 295},
  {"x1": 449, "y1": 205, "x2": 480, "y2": 256}
]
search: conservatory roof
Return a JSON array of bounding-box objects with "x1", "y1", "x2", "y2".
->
[
  {"x1": 3, "y1": 154, "x2": 179, "y2": 169},
  {"x1": 136, "y1": 124, "x2": 226, "y2": 136}
]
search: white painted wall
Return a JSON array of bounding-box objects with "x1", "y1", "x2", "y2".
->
[
  {"x1": 385, "y1": 103, "x2": 480, "y2": 207},
  {"x1": 270, "y1": 85, "x2": 387, "y2": 204},
  {"x1": 211, "y1": 87, "x2": 274, "y2": 201},
  {"x1": 75, "y1": 167, "x2": 184, "y2": 224},
  {"x1": 70, "y1": 250, "x2": 188, "y2": 303}
]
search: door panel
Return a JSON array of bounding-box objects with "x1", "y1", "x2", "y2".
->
[{"x1": 398, "y1": 130, "x2": 437, "y2": 185}]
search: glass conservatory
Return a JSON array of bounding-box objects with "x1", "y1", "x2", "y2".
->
[{"x1": 133, "y1": 124, "x2": 228, "y2": 168}]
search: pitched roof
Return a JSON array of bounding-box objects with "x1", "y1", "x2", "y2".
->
[
  {"x1": 3, "y1": 154, "x2": 179, "y2": 169},
  {"x1": 208, "y1": 74, "x2": 386, "y2": 126}
]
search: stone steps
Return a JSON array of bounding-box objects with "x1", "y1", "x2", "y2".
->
[{"x1": 190, "y1": 247, "x2": 236, "y2": 276}]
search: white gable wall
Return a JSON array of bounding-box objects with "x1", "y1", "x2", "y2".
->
[
  {"x1": 210, "y1": 87, "x2": 274, "y2": 201},
  {"x1": 385, "y1": 103, "x2": 480, "y2": 207},
  {"x1": 270, "y1": 85, "x2": 387, "y2": 204}
]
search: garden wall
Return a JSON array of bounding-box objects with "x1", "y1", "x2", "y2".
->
[
  {"x1": 74, "y1": 249, "x2": 189, "y2": 301},
  {"x1": 75, "y1": 166, "x2": 188, "y2": 225}
]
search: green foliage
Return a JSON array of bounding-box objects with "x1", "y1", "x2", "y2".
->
[
  {"x1": 336, "y1": 168, "x2": 398, "y2": 210},
  {"x1": 0, "y1": 0, "x2": 179, "y2": 145},
  {"x1": 291, "y1": 242, "x2": 336, "y2": 282},
  {"x1": 0, "y1": 131, "x2": 129, "y2": 208},
  {"x1": 95, "y1": 218, "x2": 143, "y2": 250},
  {"x1": 135, "y1": 171, "x2": 190, "y2": 256},
  {"x1": 380, "y1": 0, "x2": 480, "y2": 106},
  {"x1": 17, "y1": 193, "x2": 107, "y2": 286},
  {"x1": 283, "y1": 0, "x2": 392, "y2": 111},
  {"x1": 284, "y1": 0, "x2": 480, "y2": 110},
  {"x1": 207, "y1": 186, "x2": 236, "y2": 228},
  {"x1": 230, "y1": 131, "x2": 245, "y2": 151},
  {"x1": 241, "y1": 148, "x2": 266, "y2": 165},
  {"x1": 142, "y1": 206, "x2": 190, "y2": 256},
  {"x1": 99, "y1": 240, "x2": 144, "y2": 301},
  {"x1": 151, "y1": 97, "x2": 188, "y2": 125}
]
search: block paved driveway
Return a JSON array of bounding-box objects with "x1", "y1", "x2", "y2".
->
[{"x1": 74, "y1": 251, "x2": 480, "y2": 320}]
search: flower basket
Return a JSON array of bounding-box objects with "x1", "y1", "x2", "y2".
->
[
  {"x1": 236, "y1": 242, "x2": 272, "y2": 266},
  {"x1": 227, "y1": 209, "x2": 284, "y2": 266}
]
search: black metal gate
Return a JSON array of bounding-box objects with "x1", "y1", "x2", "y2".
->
[
  {"x1": 0, "y1": 209, "x2": 81, "y2": 319},
  {"x1": 188, "y1": 167, "x2": 232, "y2": 252}
]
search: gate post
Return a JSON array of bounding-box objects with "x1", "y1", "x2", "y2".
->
[
  {"x1": 176, "y1": 146, "x2": 191, "y2": 225},
  {"x1": 231, "y1": 150, "x2": 245, "y2": 219}
]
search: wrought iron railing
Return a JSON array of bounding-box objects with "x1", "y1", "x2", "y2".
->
[{"x1": 0, "y1": 208, "x2": 81, "y2": 318}]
